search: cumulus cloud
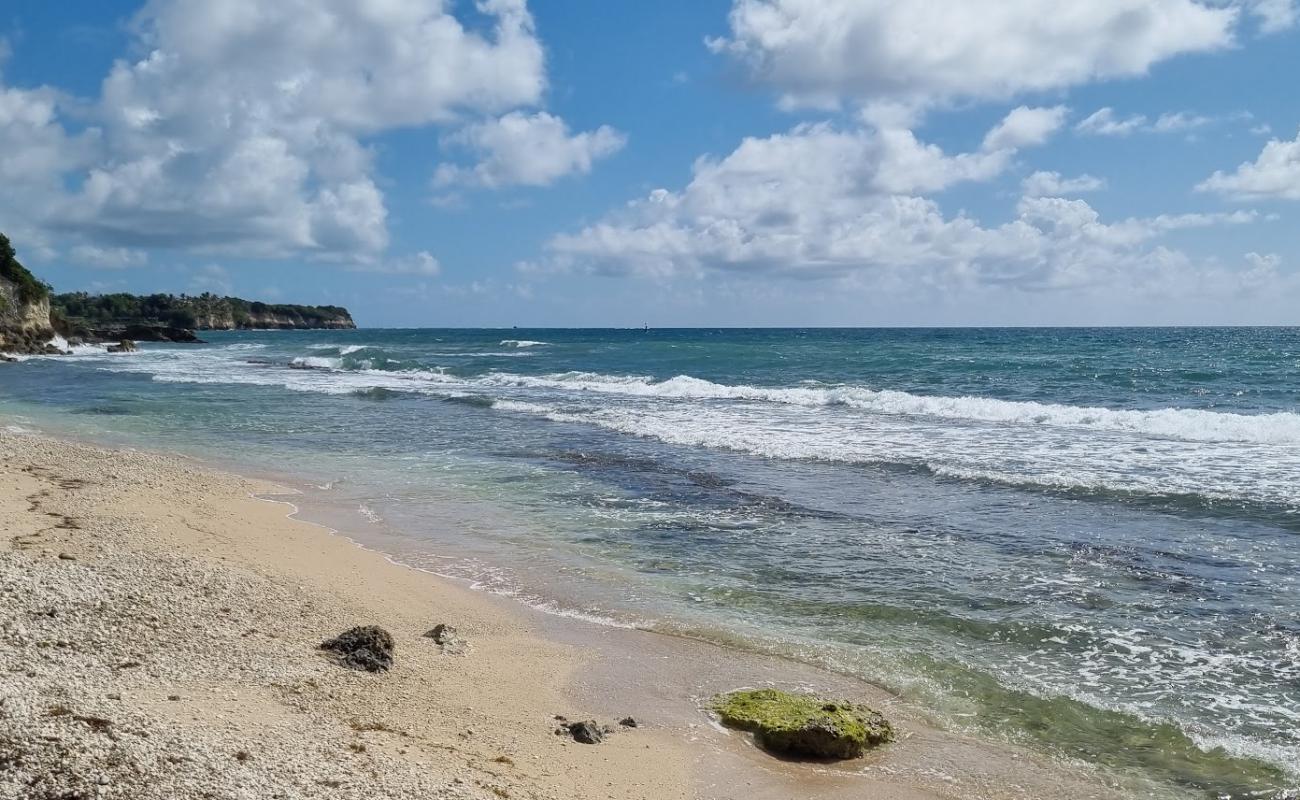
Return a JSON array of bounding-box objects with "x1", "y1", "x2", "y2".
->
[
  {"x1": 434, "y1": 111, "x2": 626, "y2": 189},
  {"x1": 0, "y1": 0, "x2": 580, "y2": 262},
  {"x1": 1022, "y1": 171, "x2": 1107, "y2": 197},
  {"x1": 710, "y1": 0, "x2": 1237, "y2": 108},
  {"x1": 1197, "y1": 128, "x2": 1300, "y2": 199},
  {"x1": 547, "y1": 121, "x2": 1260, "y2": 293},
  {"x1": 982, "y1": 106, "x2": 1069, "y2": 151}
]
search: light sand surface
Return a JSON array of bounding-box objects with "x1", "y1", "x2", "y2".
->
[{"x1": 0, "y1": 428, "x2": 1135, "y2": 799}]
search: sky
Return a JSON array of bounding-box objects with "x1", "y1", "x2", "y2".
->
[{"x1": 1, "y1": 0, "x2": 1299, "y2": 327}]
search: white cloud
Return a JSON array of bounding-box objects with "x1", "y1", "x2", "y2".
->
[
  {"x1": 348, "y1": 251, "x2": 443, "y2": 277},
  {"x1": 982, "y1": 106, "x2": 1069, "y2": 151},
  {"x1": 434, "y1": 111, "x2": 626, "y2": 189},
  {"x1": 0, "y1": 0, "x2": 569, "y2": 261},
  {"x1": 548, "y1": 122, "x2": 1260, "y2": 293},
  {"x1": 68, "y1": 245, "x2": 149, "y2": 269},
  {"x1": 1022, "y1": 171, "x2": 1107, "y2": 197},
  {"x1": 1197, "y1": 128, "x2": 1300, "y2": 199},
  {"x1": 1076, "y1": 108, "x2": 1150, "y2": 137},
  {"x1": 1152, "y1": 111, "x2": 1214, "y2": 132},
  {"x1": 1077, "y1": 107, "x2": 1248, "y2": 136},
  {"x1": 710, "y1": 0, "x2": 1237, "y2": 108}
]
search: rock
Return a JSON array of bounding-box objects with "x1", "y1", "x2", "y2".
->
[
  {"x1": 57, "y1": 553, "x2": 77, "y2": 561},
  {"x1": 619, "y1": 717, "x2": 638, "y2": 728},
  {"x1": 319, "y1": 625, "x2": 394, "y2": 672},
  {"x1": 710, "y1": 689, "x2": 894, "y2": 760},
  {"x1": 107, "y1": 340, "x2": 137, "y2": 353},
  {"x1": 565, "y1": 721, "x2": 606, "y2": 745},
  {"x1": 423, "y1": 623, "x2": 466, "y2": 654}
]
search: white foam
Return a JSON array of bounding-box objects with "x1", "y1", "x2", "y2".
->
[
  {"x1": 469, "y1": 371, "x2": 1300, "y2": 446},
  {"x1": 74, "y1": 353, "x2": 1300, "y2": 508},
  {"x1": 47, "y1": 334, "x2": 110, "y2": 356},
  {"x1": 499, "y1": 339, "x2": 547, "y2": 348},
  {"x1": 290, "y1": 356, "x2": 341, "y2": 369}
]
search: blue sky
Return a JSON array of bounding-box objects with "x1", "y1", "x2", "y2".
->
[{"x1": 2, "y1": 0, "x2": 1298, "y2": 326}]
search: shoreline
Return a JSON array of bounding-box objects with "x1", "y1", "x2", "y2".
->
[{"x1": 1, "y1": 425, "x2": 1144, "y2": 798}]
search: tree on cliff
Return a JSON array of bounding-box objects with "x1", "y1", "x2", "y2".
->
[{"x1": 0, "y1": 232, "x2": 51, "y2": 307}]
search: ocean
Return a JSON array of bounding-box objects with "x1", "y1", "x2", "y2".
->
[{"x1": 2, "y1": 327, "x2": 1297, "y2": 798}]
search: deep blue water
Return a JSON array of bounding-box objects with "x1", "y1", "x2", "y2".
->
[{"x1": 2, "y1": 327, "x2": 1298, "y2": 798}]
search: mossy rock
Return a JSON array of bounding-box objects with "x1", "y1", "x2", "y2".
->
[{"x1": 711, "y1": 689, "x2": 894, "y2": 760}]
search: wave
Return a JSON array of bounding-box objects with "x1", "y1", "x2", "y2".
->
[
  {"x1": 48, "y1": 334, "x2": 110, "y2": 356},
  {"x1": 290, "y1": 356, "x2": 341, "y2": 369},
  {"x1": 101, "y1": 349, "x2": 1300, "y2": 447},
  {"x1": 438, "y1": 371, "x2": 1300, "y2": 447},
  {"x1": 500, "y1": 339, "x2": 547, "y2": 348},
  {"x1": 67, "y1": 352, "x2": 1300, "y2": 508}
]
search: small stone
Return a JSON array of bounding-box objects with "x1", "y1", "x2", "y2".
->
[
  {"x1": 565, "y1": 721, "x2": 605, "y2": 745},
  {"x1": 57, "y1": 553, "x2": 76, "y2": 561},
  {"x1": 423, "y1": 623, "x2": 466, "y2": 654},
  {"x1": 619, "y1": 717, "x2": 638, "y2": 728}
]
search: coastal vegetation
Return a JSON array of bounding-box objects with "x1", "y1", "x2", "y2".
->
[
  {"x1": 52, "y1": 292, "x2": 355, "y2": 331},
  {"x1": 0, "y1": 233, "x2": 50, "y2": 309},
  {"x1": 1, "y1": 230, "x2": 355, "y2": 355}
]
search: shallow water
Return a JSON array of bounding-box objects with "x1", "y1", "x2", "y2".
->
[{"x1": 2, "y1": 327, "x2": 1298, "y2": 798}]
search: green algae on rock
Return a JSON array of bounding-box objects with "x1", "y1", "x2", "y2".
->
[{"x1": 710, "y1": 689, "x2": 894, "y2": 760}]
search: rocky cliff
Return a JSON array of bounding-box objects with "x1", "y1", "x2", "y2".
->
[{"x1": 0, "y1": 235, "x2": 56, "y2": 355}]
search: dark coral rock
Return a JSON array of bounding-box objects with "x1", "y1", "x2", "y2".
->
[
  {"x1": 565, "y1": 721, "x2": 606, "y2": 745},
  {"x1": 319, "y1": 625, "x2": 394, "y2": 672}
]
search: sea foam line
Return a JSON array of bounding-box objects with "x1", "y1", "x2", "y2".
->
[{"x1": 423, "y1": 370, "x2": 1300, "y2": 446}]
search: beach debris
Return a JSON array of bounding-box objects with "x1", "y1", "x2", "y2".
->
[
  {"x1": 423, "y1": 623, "x2": 467, "y2": 654},
  {"x1": 319, "y1": 625, "x2": 394, "y2": 672},
  {"x1": 710, "y1": 689, "x2": 894, "y2": 760}
]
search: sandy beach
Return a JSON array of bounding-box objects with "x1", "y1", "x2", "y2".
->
[{"x1": 1, "y1": 427, "x2": 1138, "y2": 799}]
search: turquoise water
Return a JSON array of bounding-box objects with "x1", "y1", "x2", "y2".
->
[{"x1": 2, "y1": 327, "x2": 1298, "y2": 797}]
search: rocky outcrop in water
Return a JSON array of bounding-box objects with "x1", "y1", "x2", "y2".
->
[
  {"x1": 82, "y1": 324, "x2": 204, "y2": 344},
  {"x1": 710, "y1": 689, "x2": 894, "y2": 760}
]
